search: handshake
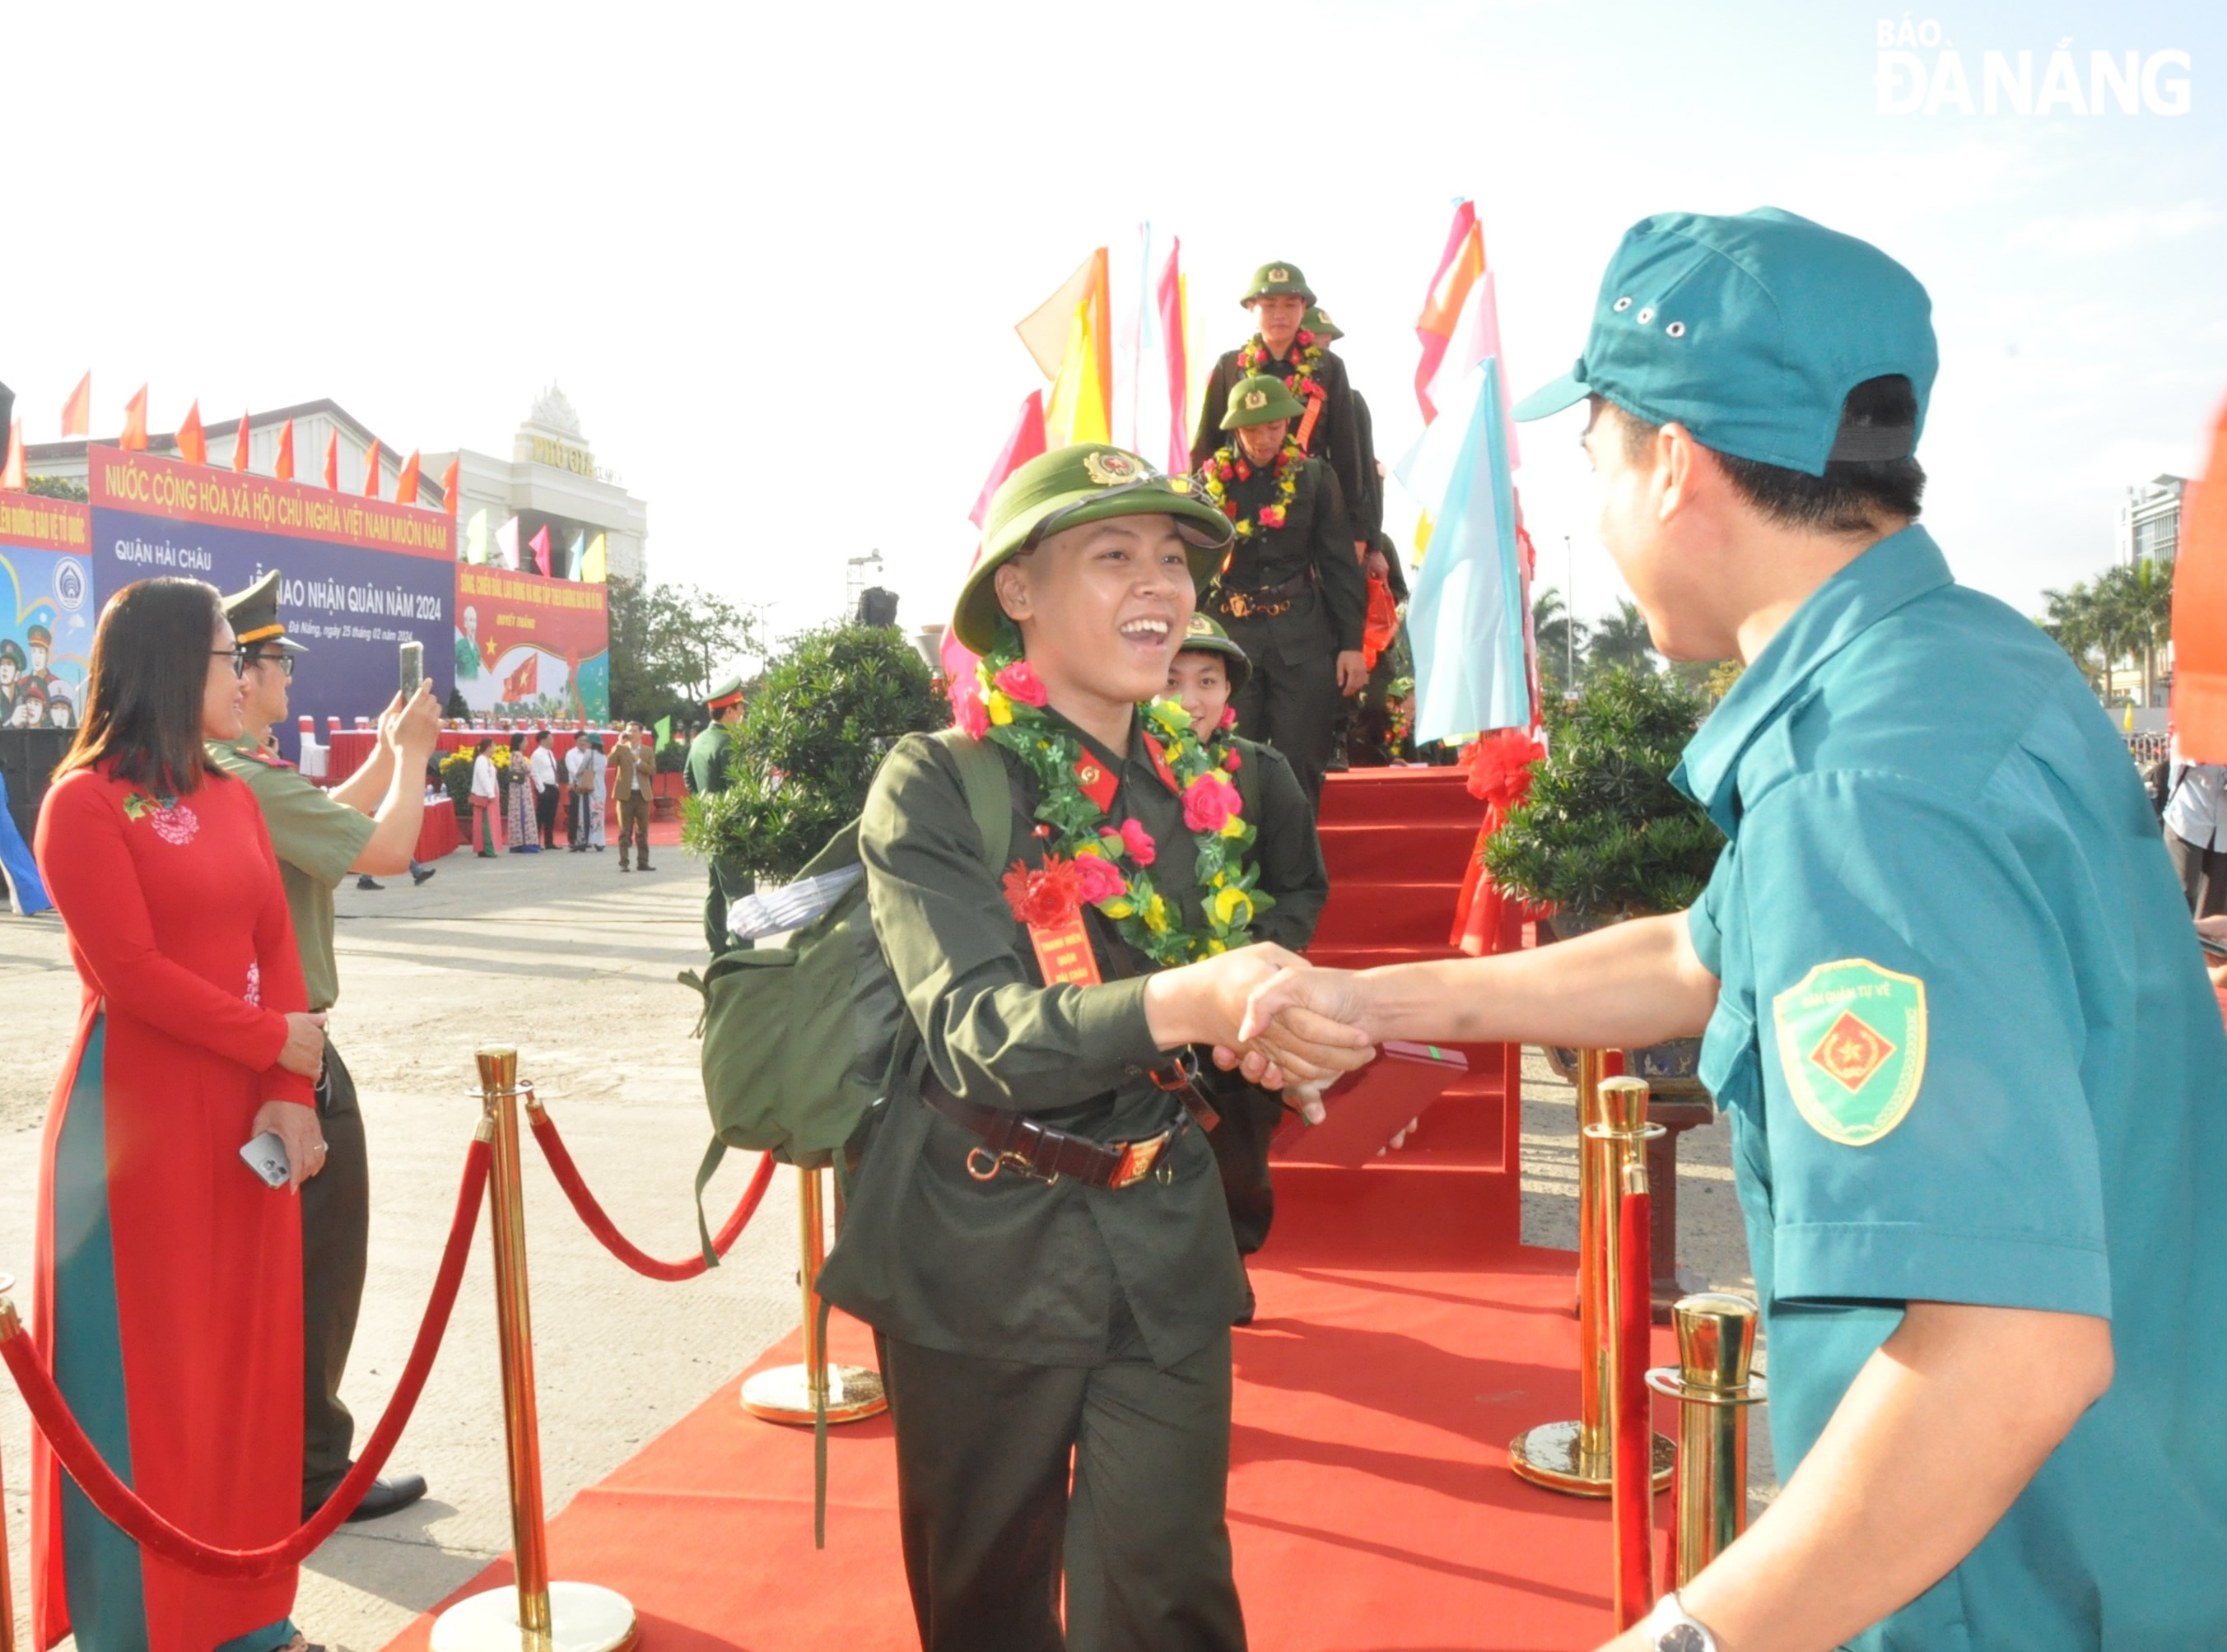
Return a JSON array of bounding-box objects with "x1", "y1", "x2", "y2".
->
[{"x1": 1140, "y1": 943, "x2": 1379, "y2": 1111}]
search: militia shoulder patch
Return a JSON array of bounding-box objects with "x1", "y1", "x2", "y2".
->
[{"x1": 1771, "y1": 958, "x2": 1927, "y2": 1147}]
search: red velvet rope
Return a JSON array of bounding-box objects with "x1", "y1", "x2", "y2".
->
[
  {"x1": 1612, "y1": 1186, "x2": 1656, "y2": 1629},
  {"x1": 1, "y1": 1137, "x2": 492, "y2": 1580},
  {"x1": 528, "y1": 1109, "x2": 776, "y2": 1281}
]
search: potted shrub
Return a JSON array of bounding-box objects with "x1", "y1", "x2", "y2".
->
[{"x1": 1481, "y1": 666, "x2": 1724, "y2": 1092}]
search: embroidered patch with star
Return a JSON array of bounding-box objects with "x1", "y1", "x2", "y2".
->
[{"x1": 1770, "y1": 959, "x2": 1927, "y2": 1147}]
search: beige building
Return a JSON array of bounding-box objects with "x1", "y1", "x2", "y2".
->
[{"x1": 426, "y1": 385, "x2": 649, "y2": 584}]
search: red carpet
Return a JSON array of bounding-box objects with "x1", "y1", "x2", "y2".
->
[{"x1": 382, "y1": 770, "x2": 1665, "y2": 1651}]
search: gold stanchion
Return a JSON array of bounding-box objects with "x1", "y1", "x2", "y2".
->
[
  {"x1": 1647, "y1": 1293, "x2": 1766, "y2": 1588},
  {"x1": 740, "y1": 1166, "x2": 887, "y2": 1424},
  {"x1": 433, "y1": 1049, "x2": 638, "y2": 1652},
  {"x1": 1511, "y1": 1063, "x2": 1676, "y2": 1496}
]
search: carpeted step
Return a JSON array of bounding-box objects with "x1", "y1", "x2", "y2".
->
[
  {"x1": 1312, "y1": 880, "x2": 1464, "y2": 948},
  {"x1": 1314, "y1": 820, "x2": 1479, "y2": 884},
  {"x1": 1316, "y1": 765, "x2": 1483, "y2": 829}
]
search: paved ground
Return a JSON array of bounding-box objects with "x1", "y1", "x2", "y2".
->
[{"x1": 0, "y1": 840, "x2": 1764, "y2": 1648}]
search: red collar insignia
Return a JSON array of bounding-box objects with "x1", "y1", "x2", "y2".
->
[
  {"x1": 1139, "y1": 734, "x2": 1181, "y2": 797},
  {"x1": 1073, "y1": 756, "x2": 1117, "y2": 813}
]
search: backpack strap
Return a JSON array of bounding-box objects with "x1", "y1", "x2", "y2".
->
[{"x1": 934, "y1": 728, "x2": 1013, "y2": 874}]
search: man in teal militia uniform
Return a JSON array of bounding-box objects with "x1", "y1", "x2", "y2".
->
[
  {"x1": 819, "y1": 445, "x2": 1365, "y2": 1650},
  {"x1": 1201, "y1": 374, "x2": 1368, "y2": 803},
  {"x1": 1236, "y1": 209, "x2": 2227, "y2": 1651},
  {"x1": 683, "y1": 676, "x2": 751, "y2": 955},
  {"x1": 207, "y1": 571, "x2": 435, "y2": 1524}
]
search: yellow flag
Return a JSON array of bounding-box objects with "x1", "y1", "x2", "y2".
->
[
  {"x1": 583, "y1": 533, "x2": 608, "y2": 583},
  {"x1": 1046, "y1": 304, "x2": 1111, "y2": 446}
]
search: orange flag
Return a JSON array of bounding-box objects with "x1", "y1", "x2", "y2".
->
[
  {"x1": 323, "y1": 430, "x2": 338, "y2": 490},
  {"x1": 394, "y1": 449, "x2": 421, "y2": 505},
  {"x1": 232, "y1": 412, "x2": 251, "y2": 472},
  {"x1": 1, "y1": 420, "x2": 25, "y2": 491},
  {"x1": 60, "y1": 373, "x2": 91, "y2": 438},
  {"x1": 274, "y1": 417, "x2": 296, "y2": 481},
  {"x1": 2172, "y1": 398, "x2": 2227, "y2": 761},
  {"x1": 362, "y1": 438, "x2": 381, "y2": 498},
  {"x1": 175, "y1": 401, "x2": 207, "y2": 466},
  {"x1": 120, "y1": 385, "x2": 149, "y2": 452},
  {"x1": 438, "y1": 458, "x2": 459, "y2": 516}
]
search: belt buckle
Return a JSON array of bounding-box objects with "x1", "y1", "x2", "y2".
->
[
  {"x1": 1223, "y1": 592, "x2": 1251, "y2": 619},
  {"x1": 1111, "y1": 1131, "x2": 1172, "y2": 1189}
]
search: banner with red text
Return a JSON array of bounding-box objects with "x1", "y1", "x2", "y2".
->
[
  {"x1": 0, "y1": 493, "x2": 96, "y2": 729},
  {"x1": 453, "y1": 565, "x2": 609, "y2": 723}
]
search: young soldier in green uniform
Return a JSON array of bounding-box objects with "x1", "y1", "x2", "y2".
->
[
  {"x1": 683, "y1": 677, "x2": 750, "y2": 955},
  {"x1": 1237, "y1": 209, "x2": 2227, "y2": 1652},
  {"x1": 1200, "y1": 374, "x2": 1369, "y2": 803},
  {"x1": 818, "y1": 444, "x2": 1369, "y2": 1652},
  {"x1": 206, "y1": 570, "x2": 435, "y2": 1524},
  {"x1": 1167, "y1": 612, "x2": 1327, "y2": 1321},
  {"x1": 1191, "y1": 263, "x2": 1369, "y2": 561}
]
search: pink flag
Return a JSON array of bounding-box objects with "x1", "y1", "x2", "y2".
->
[
  {"x1": 1156, "y1": 238, "x2": 1189, "y2": 477},
  {"x1": 529, "y1": 524, "x2": 552, "y2": 575},
  {"x1": 967, "y1": 390, "x2": 1046, "y2": 529},
  {"x1": 1414, "y1": 201, "x2": 1519, "y2": 466}
]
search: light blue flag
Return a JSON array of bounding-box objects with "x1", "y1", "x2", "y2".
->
[
  {"x1": 1395, "y1": 357, "x2": 1529, "y2": 745},
  {"x1": 566, "y1": 530, "x2": 585, "y2": 580}
]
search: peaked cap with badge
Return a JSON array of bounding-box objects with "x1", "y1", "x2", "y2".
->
[
  {"x1": 705, "y1": 674, "x2": 746, "y2": 712},
  {"x1": 953, "y1": 444, "x2": 1234, "y2": 655},
  {"x1": 1218, "y1": 374, "x2": 1308, "y2": 431},
  {"x1": 1175, "y1": 610, "x2": 1251, "y2": 693},
  {"x1": 1239, "y1": 261, "x2": 1315, "y2": 307},
  {"x1": 220, "y1": 569, "x2": 307, "y2": 653},
  {"x1": 26, "y1": 621, "x2": 52, "y2": 649}
]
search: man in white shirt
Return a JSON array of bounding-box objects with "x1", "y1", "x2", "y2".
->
[
  {"x1": 528, "y1": 733, "x2": 560, "y2": 850},
  {"x1": 2164, "y1": 736, "x2": 2227, "y2": 916},
  {"x1": 469, "y1": 738, "x2": 500, "y2": 857},
  {"x1": 586, "y1": 736, "x2": 610, "y2": 851},
  {"x1": 564, "y1": 739, "x2": 591, "y2": 852}
]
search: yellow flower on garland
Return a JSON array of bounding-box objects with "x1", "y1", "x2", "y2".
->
[
  {"x1": 1102, "y1": 896, "x2": 1136, "y2": 919},
  {"x1": 1218, "y1": 815, "x2": 1246, "y2": 840},
  {"x1": 1212, "y1": 886, "x2": 1253, "y2": 928},
  {"x1": 986, "y1": 691, "x2": 1014, "y2": 726},
  {"x1": 1143, "y1": 894, "x2": 1170, "y2": 934},
  {"x1": 1205, "y1": 938, "x2": 1228, "y2": 956}
]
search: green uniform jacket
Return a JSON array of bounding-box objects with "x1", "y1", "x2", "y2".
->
[
  {"x1": 683, "y1": 721, "x2": 734, "y2": 797},
  {"x1": 818, "y1": 722, "x2": 1247, "y2": 1369},
  {"x1": 1209, "y1": 456, "x2": 1368, "y2": 660},
  {"x1": 1190, "y1": 341, "x2": 1369, "y2": 539},
  {"x1": 1227, "y1": 734, "x2": 1325, "y2": 951},
  {"x1": 204, "y1": 738, "x2": 379, "y2": 1012}
]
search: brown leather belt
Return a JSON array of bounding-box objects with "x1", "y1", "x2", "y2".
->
[
  {"x1": 921, "y1": 1058, "x2": 1220, "y2": 1191},
  {"x1": 1214, "y1": 566, "x2": 1316, "y2": 620}
]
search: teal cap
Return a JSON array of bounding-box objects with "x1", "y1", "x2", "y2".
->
[{"x1": 1512, "y1": 207, "x2": 1937, "y2": 477}]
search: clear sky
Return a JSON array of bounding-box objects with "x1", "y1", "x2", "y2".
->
[{"x1": 7, "y1": 0, "x2": 2220, "y2": 652}]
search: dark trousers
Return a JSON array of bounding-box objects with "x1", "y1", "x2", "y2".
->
[
  {"x1": 617, "y1": 795, "x2": 650, "y2": 866},
  {"x1": 569, "y1": 787, "x2": 592, "y2": 846},
  {"x1": 1222, "y1": 612, "x2": 1340, "y2": 806},
  {"x1": 303, "y1": 1040, "x2": 370, "y2": 1500},
  {"x1": 2168, "y1": 829, "x2": 2227, "y2": 917},
  {"x1": 535, "y1": 784, "x2": 559, "y2": 849},
  {"x1": 706, "y1": 864, "x2": 755, "y2": 956},
  {"x1": 878, "y1": 1321, "x2": 1246, "y2": 1652},
  {"x1": 1204, "y1": 1077, "x2": 1286, "y2": 1255}
]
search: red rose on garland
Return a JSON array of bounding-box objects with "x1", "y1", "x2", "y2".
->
[{"x1": 1003, "y1": 856, "x2": 1086, "y2": 928}]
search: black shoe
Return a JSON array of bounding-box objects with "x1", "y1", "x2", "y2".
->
[
  {"x1": 1234, "y1": 1266, "x2": 1256, "y2": 1327},
  {"x1": 306, "y1": 1471, "x2": 429, "y2": 1523},
  {"x1": 638, "y1": 863, "x2": 655, "y2": 872},
  {"x1": 1325, "y1": 752, "x2": 1351, "y2": 774},
  {"x1": 410, "y1": 863, "x2": 436, "y2": 886},
  {"x1": 356, "y1": 877, "x2": 384, "y2": 891}
]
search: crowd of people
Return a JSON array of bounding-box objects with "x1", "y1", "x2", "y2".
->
[
  {"x1": 10, "y1": 216, "x2": 2227, "y2": 1652},
  {"x1": 463, "y1": 721, "x2": 658, "y2": 870}
]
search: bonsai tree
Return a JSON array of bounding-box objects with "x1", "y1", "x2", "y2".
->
[
  {"x1": 682, "y1": 622, "x2": 943, "y2": 882},
  {"x1": 1482, "y1": 665, "x2": 1724, "y2": 920}
]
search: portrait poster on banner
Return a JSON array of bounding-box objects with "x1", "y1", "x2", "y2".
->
[
  {"x1": 452, "y1": 565, "x2": 611, "y2": 723},
  {"x1": 86, "y1": 447, "x2": 456, "y2": 761},
  {"x1": 0, "y1": 494, "x2": 96, "y2": 730}
]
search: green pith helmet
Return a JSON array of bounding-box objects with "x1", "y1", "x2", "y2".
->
[
  {"x1": 1302, "y1": 305, "x2": 1343, "y2": 341},
  {"x1": 1240, "y1": 261, "x2": 1314, "y2": 308},
  {"x1": 953, "y1": 444, "x2": 1235, "y2": 656},
  {"x1": 1176, "y1": 610, "x2": 1251, "y2": 694},
  {"x1": 1219, "y1": 374, "x2": 1307, "y2": 431}
]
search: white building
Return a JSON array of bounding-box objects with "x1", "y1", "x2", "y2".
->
[
  {"x1": 2116, "y1": 474, "x2": 2185, "y2": 568},
  {"x1": 426, "y1": 385, "x2": 649, "y2": 584}
]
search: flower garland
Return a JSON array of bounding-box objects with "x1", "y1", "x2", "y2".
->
[
  {"x1": 1239, "y1": 326, "x2": 1326, "y2": 404},
  {"x1": 1201, "y1": 439, "x2": 1305, "y2": 541},
  {"x1": 960, "y1": 640, "x2": 1274, "y2": 967}
]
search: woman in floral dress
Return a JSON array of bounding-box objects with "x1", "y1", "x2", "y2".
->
[{"x1": 31, "y1": 578, "x2": 328, "y2": 1652}]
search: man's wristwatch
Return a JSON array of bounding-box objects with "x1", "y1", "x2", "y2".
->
[{"x1": 1641, "y1": 1591, "x2": 1721, "y2": 1652}]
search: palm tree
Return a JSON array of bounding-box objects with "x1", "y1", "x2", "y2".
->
[
  {"x1": 1586, "y1": 598, "x2": 1659, "y2": 676},
  {"x1": 2042, "y1": 582, "x2": 2106, "y2": 699},
  {"x1": 1534, "y1": 587, "x2": 1589, "y2": 699}
]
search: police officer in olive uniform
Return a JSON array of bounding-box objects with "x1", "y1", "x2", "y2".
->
[
  {"x1": 683, "y1": 676, "x2": 752, "y2": 956},
  {"x1": 207, "y1": 570, "x2": 432, "y2": 1524},
  {"x1": 819, "y1": 443, "x2": 1367, "y2": 1651},
  {"x1": 1192, "y1": 264, "x2": 1369, "y2": 561},
  {"x1": 1201, "y1": 374, "x2": 1368, "y2": 803},
  {"x1": 1168, "y1": 614, "x2": 1327, "y2": 1319},
  {"x1": 1241, "y1": 209, "x2": 2227, "y2": 1652}
]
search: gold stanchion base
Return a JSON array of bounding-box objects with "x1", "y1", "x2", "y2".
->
[
  {"x1": 1507, "y1": 1420, "x2": 1676, "y2": 1497},
  {"x1": 430, "y1": 1580, "x2": 639, "y2": 1652},
  {"x1": 740, "y1": 1362, "x2": 887, "y2": 1425}
]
